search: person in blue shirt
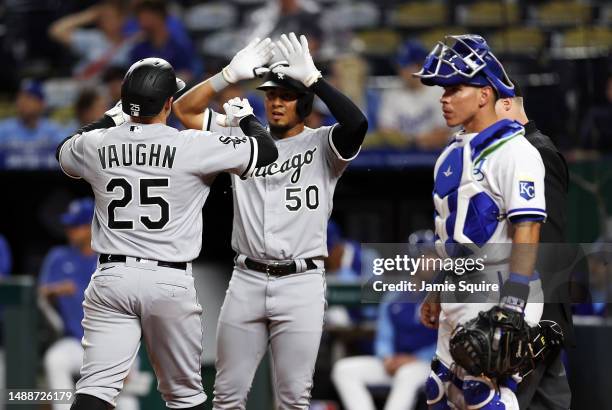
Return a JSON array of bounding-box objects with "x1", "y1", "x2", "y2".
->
[
  {"x1": 39, "y1": 198, "x2": 140, "y2": 410},
  {"x1": 331, "y1": 231, "x2": 438, "y2": 410},
  {"x1": 128, "y1": 0, "x2": 197, "y2": 83},
  {"x1": 0, "y1": 80, "x2": 64, "y2": 149},
  {"x1": 0, "y1": 234, "x2": 11, "y2": 278},
  {"x1": 0, "y1": 233, "x2": 11, "y2": 407}
]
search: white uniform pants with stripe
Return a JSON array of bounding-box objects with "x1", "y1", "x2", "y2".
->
[
  {"x1": 76, "y1": 260, "x2": 205, "y2": 409},
  {"x1": 213, "y1": 266, "x2": 326, "y2": 410},
  {"x1": 332, "y1": 356, "x2": 430, "y2": 410}
]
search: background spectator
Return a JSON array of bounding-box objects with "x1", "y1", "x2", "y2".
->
[
  {"x1": 331, "y1": 294, "x2": 436, "y2": 410},
  {"x1": 102, "y1": 65, "x2": 127, "y2": 105},
  {"x1": 0, "y1": 80, "x2": 64, "y2": 148},
  {"x1": 129, "y1": 0, "x2": 197, "y2": 82},
  {"x1": 64, "y1": 88, "x2": 108, "y2": 135},
  {"x1": 374, "y1": 41, "x2": 451, "y2": 150},
  {"x1": 0, "y1": 235, "x2": 11, "y2": 278},
  {"x1": 580, "y1": 74, "x2": 612, "y2": 153},
  {"x1": 246, "y1": 0, "x2": 323, "y2": 55},
  {"x1": 48, "y1": 1, "x2": 133, "y2": 80},
  {"x1": 38, "y1": 198, "x2": 141, "y2": 410}
]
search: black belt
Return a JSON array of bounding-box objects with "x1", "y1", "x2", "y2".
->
[
  {"x1": 99, "y1": 254, "x2": 188, "y2": 271},
  {"x1": 244, "y1": 257, "x2": 317, "y2": 276}
]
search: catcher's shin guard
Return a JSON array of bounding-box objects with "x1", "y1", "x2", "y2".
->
[
  {"x1": 425, "y1": 358, "x2": 452, "y2": 409},
  {"x1": 462, "y1": 376, "x2": 519, "y2": 409}
]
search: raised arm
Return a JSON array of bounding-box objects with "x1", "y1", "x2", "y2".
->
[
  {"x1": 173, "y1": 37, "x2": 275, "y2": 131},
  {"x1": 48, "y1": 5, "x2": 100, "y2": 46},
  {"x1": 272, "y1": 33, "x2": 368, "y2": 158}
]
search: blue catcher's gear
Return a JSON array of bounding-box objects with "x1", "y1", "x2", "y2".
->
[{"x1": 414, "y1": 34, "x2": 515, "y2": 98}]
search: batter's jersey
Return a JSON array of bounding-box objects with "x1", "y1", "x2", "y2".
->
[
  {"x1": 433, "y1": 120, "x2": 546, "y2": 255},
  {"x1": 203, "y1": 109, "x2": 358, "y2": 260},
  {"x1": 58, "y1": 121, "x2": 258, "y2": 261},
  {"x1": 38, "y1": 246, "x2": 97, "y2": 339}
]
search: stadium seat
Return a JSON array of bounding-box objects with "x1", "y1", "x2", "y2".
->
[
  {"x1": 417, "y1": 27, "x2": 468, "y2": 49},
  {"x1": 351, "y1": 30, "x2": 401, "y2": 57},
  {"x1": 489, "y1": 27, "x2": 546, "y2": 55},
  {"x1": 529, "y1": 1, "x2": 592, "y2": 27},
  {"x1": 321, "y1": 2, "x2": 380, "y2": 31},
  {"x1": 387, "y1": 2, "x2": 448, "y2": 28},
  {"x1": 560, "y1": 26, "x2": 612, "y2": 49},
  {"x1": 596, "y1": 4, "x2": 612, "y2": 26},
  {"x1": 231, "y1": 0, "x2": 266, "y2": 5},
  {"x1": 456, "y1": 1, "x2": 521, "y2": 27},
  {"x1": 183, "y1": 3, "x2": 238, "y2": 32}
]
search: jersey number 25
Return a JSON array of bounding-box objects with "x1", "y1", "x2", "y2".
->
[{"x1": 106, "y1": 178, "x2": 169, "y2": 230}]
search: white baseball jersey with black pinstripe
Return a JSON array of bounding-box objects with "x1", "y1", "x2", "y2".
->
[
  {"x1": 59, "y1": 121, "x2": 258, "y2": 262},
  {"x1": 203, "y1": 108, "x2": 357, "y2": 260}
]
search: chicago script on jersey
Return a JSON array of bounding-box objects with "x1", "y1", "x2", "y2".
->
[
  {"x1": 97, "y1": 144, "x2": 177, "y2": 169},
  {"x1": 253, "y1": 147, "x2": 316, "y2": 183}
]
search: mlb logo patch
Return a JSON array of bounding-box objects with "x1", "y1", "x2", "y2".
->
[{"x1": 519, "y1": 180, "x2": 535, "y2": 200}]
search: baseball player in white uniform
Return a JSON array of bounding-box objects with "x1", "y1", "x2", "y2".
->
[
  {"x1": 56, "y1": 56, "x2": 279, "y2": 410},
  {"x1": 413, "y1": 35, "x2": 546, "y2": 409},
  {"x1": 173, "y1": 33, "x2": 368, "y2": 409}
]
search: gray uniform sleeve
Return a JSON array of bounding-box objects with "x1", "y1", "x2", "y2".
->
[
  {"x1": 184, "y1": 129, "x2": 258, "y2": 178},
  {"x1": 323, "y1": 124, "x2": 359, "y2": 176},
  {"x1": 58, "y1": 133, "x2": 87, "y2": 179}
]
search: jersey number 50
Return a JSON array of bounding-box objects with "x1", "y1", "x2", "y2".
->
[
  {"x1": 285, "y1": 186, "x2": 319, "y2": 211},
  {"x1": 106, "y1": 178, "x2": 169, "y2": 230}
]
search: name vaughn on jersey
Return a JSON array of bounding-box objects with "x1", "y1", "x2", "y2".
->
[{"x1": 98, "y1": 143, "x2": 177, "y2": 169}]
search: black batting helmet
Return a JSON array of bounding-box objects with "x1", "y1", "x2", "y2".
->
[
  {"x1": 121, "y1": 58, "x2": 186, "y2": 118},
  {"x1": 257, "y1": 71, "x2": 314, "y2": 120}
]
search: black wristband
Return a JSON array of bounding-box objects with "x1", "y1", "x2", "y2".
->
[{"x1": 499, "y1": 279, "x2": 530, "y2": 312}]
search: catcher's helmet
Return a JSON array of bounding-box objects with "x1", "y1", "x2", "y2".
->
[
  {"x1": 257, "y1": 71, "x2": 314, "y2": 120},
  {"x1": 414, "y1": 34, "x2": 515, "y2": 98},
  {"x1": 121, "y1": 58, "x2": 186, "y2": 118}
]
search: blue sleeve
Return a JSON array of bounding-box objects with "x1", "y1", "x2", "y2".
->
[
  {"x1": 39, "y1": 249, "x2": 63, "y2": 286},
  {"x1": 375, "y1": 302, "x2": 394, "y2": 358},
  {"x1": 0, "y1": 235, "x2": 12, "y2": 277},
  {"x1": 413, "y1": 342, "x2": 437, "y2": 363}
]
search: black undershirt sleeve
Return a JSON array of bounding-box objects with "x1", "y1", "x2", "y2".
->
[
  {"x1": 239, "y1": 115, "x2": 278, "y2": 167},
  {"x1": 55, "y1": 115, "x2": 116, "y2": 161},
  {"x1": 310, "y1": 78, "x2": 368, "y2": 159}
]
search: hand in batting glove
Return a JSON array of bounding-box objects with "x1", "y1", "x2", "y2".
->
[
  {"x1": 222, "y1": 37, "x2": 275, "y2": 84},
  {"x1": 216, "y1": 97, "x2": 254, "y2": 127},
  {"x1": 106, "y1": 101, "x2": 130, "y2": 126},
  {"x1": 272, "y1": 33, "x2": 322, "y2": 87}
]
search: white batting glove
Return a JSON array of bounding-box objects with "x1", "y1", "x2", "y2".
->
[
  {"x1": 272, "y1": 33, "x2": 322, "y2": 87},
  {"x1": 106, "y1": 101, "x2": 130, "y2": 126},
  {"x1": 222, "y1": 37, "x2": 276, "y2": 84},
  {"x1": 215, "y1": 97, "x2": 254, "y2": 127}
]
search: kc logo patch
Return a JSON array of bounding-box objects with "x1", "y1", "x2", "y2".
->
[{"x1": 519, "y1": 180, "x2": 535, "y2": 200}]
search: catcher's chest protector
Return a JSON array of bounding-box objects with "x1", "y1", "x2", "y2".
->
[{"x1": 433, "y1": 120, "x2": 524, "y2": 258}]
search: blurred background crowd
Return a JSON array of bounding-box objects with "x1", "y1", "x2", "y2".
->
[{"x1": 0, "y1": 0, "x2": 611, "y2": 409}]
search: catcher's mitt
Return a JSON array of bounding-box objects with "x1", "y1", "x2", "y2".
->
[{"x1": 449, "y1": 306, "x2": 531, "y2": 378}]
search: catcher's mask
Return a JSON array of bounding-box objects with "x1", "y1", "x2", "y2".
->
[
  {"x1": 257, "y1": 68, "x2": 314, "y2": 120},
  {"x1": 413, "y1": 34, "x2": 515, "y2": 98}
]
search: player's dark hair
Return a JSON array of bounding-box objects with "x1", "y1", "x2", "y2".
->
[
  {"x1": 134, "y1": 0, "x2": 167, "y2": 17},
  {"x1": 75, "y1": 88, "x2": 102, "y2": 120},
  {"x1": 506, "y1": 76, "x2": 523, "y2": 98},
  {"x1": 102, "y1": 66, "x2": 127, "y2": 83}
]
